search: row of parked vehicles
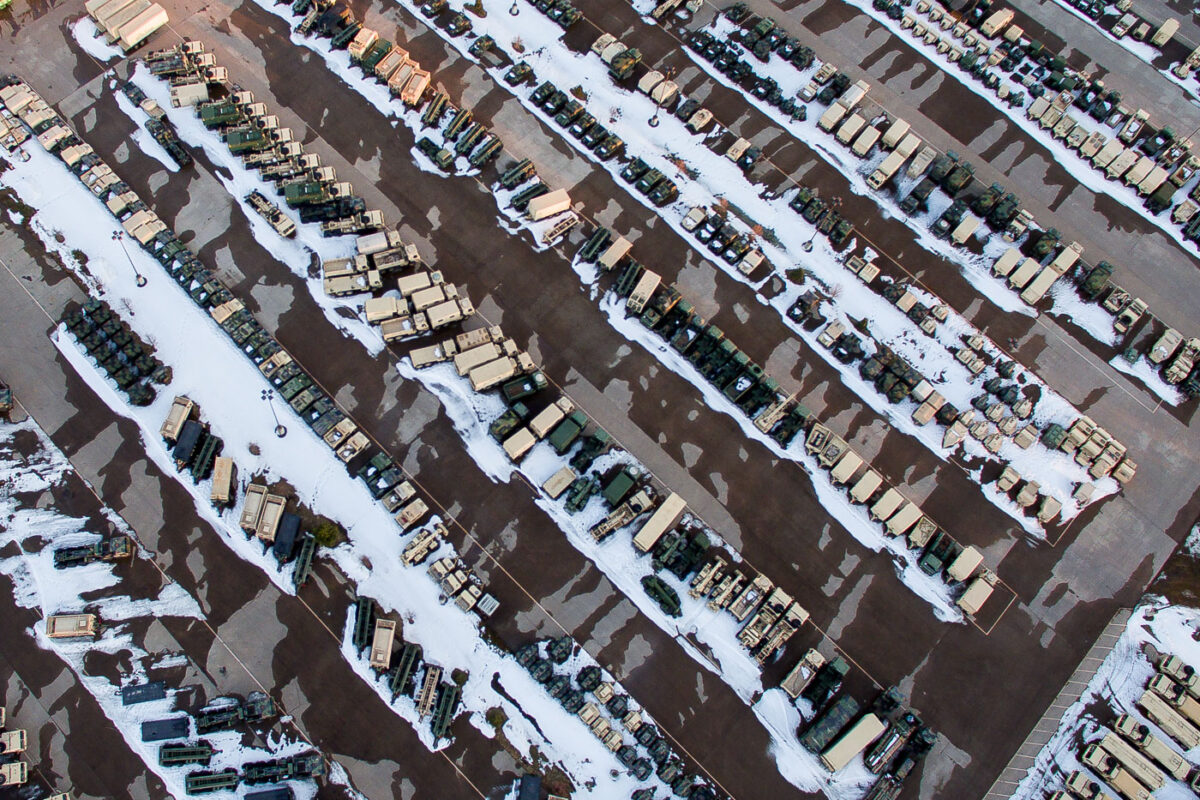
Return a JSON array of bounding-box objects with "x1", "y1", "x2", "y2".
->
[
  {"x1": 60, "y1": 298, "x2": 169, "y2": 406},
  {"x1": 879, "y1": 0, "x2": 1200, "y2": 234},
  {"x1": 142, "y1": 40, "x2": 385, "y2": 233},
  {"x1": 513, "y1": 637, "x2": 720, "y2": 797},
  {"x1": 354, "y1": 598, "x2": 466, "y2": 740},
  {"x1": 759, "y1": 9, "x2": 1192, "y2": 409},
  {"x1": 1049, "y1": 652, "x2": 1200, "y2": 800}
]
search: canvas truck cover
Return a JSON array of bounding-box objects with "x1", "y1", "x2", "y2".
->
[
  {"x1": 849, "y1": 469, "x2": 882, "y2": 503},
  {"x1": 870, "y1": 488, "x2": 904, "y2": 521},
  {"x1": 884, "y1": 501, "x2": 922, "y2": 536},
  {"x1": 946, "y1": 545, "x2": 983, "y2": 582}
]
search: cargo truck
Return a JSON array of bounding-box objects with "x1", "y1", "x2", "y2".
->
[
  {"x1": 1113, "y1": 714, "x2": 1191, "y2": 779},
  {"x1": 503, "y1": 427, "x2": 537, "y2": 461},
  {"x1": 1080, "y1": 745, "x2": 1151, "y2": 800},
  {"x1": 818, "y1": 103, "x2": 849, "y2": 132},
  {"x1": 867, "y1": 150, "x2": 907, "y2": 189},
  {"x1": 821, "y1": 714, "x2": 886, "y2": 771},
  {"x1": 469, "y1": 357, "x2": 519, "y2": 392},
  {"x1": 119, "y1": 5, "x2": 169, "y2": 52},
  {"x1": 881, "y1": 119, "x2": 910, "y2": 149},
  {"x1": 1149, "y1": 674, "x2": 1200, "y2": 726},
  {"x1": 527, "y1": 188, "x2": 571, "y2": 221},
  {"x1": 949, "y1": 214, "x2": 980, "y2": 244},
  {"x1": 945, "y1": 545, "x2": 982, "y2": 583},
  {"x1": 101, "y1": 0, "x2": 150, "y2": 39},
  {"x1": 632, "y1": 492, "x2": 686, "y2": 552},
  {"x1": 1138, "y1": 688, "x2": 1200, "y2": 748},
  {"x1": 542, "y1": 466, "x2": 577, "y2": 499},
  {"x1": 1096, "y1": 731, "x2": 1165, "y2": 790},
  {"x1": 849, "y1": 469, "x2": 882, "y2": 503},
  {"x1": 830, "y1": 449, "x2": 862, "y2": 484},
  {"x1": 852, "y1": 126, "x2": 881, "y2": 157},
  {"x1": 870, "y1": 488, "x2": 903, "y2": 521}
]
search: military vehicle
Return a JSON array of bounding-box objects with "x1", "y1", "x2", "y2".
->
[
  {"x1": 352, "y1": 596, "x2": 374, "y2": 652},
  {"x1": 489, "y1": 403, "x2": 531, "y2": 442},
  {"x1": 415, "y1": 137, "x2": 454, "y2": 170},
  {"x1": 971, "y1": 183, "x2": 1004, "y2": 216},
  {"x1": 445, "y1": 11, "x2": 471, "y2": 35},
  {"x1": 548, "y1": 410, "x2": 588, "y2": 455},
  {"x1": 144, "y1": 119, "x2": 191, "y2": 167},
  {"x1": 563, "y1": 475, "x2": 600, "y2": 514},
  {"x1": 501, "y1": 371, "x2": 548, "y2": 404},
  {"x1": 499, "y1": 158, "x2": 536, "y2": 190},
  {"x1": 184, "y1": 769, "x2": 239, "y2": 794},
  {"x1": 570, "y1": 430, "x2": 612, "y2": 472},
  {"x1": 800, "y1": 694, "x2": 860, "y2": 753},
  {"x1": 865, "y1": 712, "x2": 919, "y2": 773},
  {"x1": 927, "y1": 151, "x2": 957, "y2": 185},
  {"x1": 594, "y1": 133, "x2": 624, "y2": 160},
  {"x1": 1080, "y1": 261, "x2": 1115, "y2": 298},
  {"x1": 510, "y1": 182, "x2": 550, "y2": 212},
  {"x1": 242, "y1": 752, "x2": 324, "y2": 784},
  {"x1": 929, "y1": 199, "x2": 966, "y2": 237},
  {"x1": 803, "y1": 657, "x2": 850, "y2": 707},
  {"x1": 389, "y1": 642, "x2": 423, "y2": 698},
  {"x1": 608, "y1": 48, "x2": 642, "y2": 81},
  {"x1": 54, "y1": 535, "x2": 134, "y2": 568},
  {"x1": 641, "y1": 575, "x2": 682, "y2": 617},
  {"x1": 942, "y1": 158, "x2": 974, "y2": 194},
  {"x1": 545, "y1": 635, "x2": 573, "y2": 664},
  {"x1": 421, "y1": 92, "x2": 448, "y2": 127},
  {"x1": 159, "y1": 741, "x2": 214, "y2": 767},
  {"x1": 918, "y1": 531, "x2": 960, "y2": 576},
  {"x1": 504, "y1": 62, "x2": 533, "y2": 85}
]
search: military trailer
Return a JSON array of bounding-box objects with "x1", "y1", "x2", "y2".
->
[
  {"x1": 46, "y1": 613, "x2": 98, "y2": 639},
  {"x1": 255, "y1": 493, "x2": 286, "y2": 543},
  {"x1": 801, "y1": 695, "x2": 860, "y2": 753},
  {"x1": 160, "y1": 395, "x2": 194, "y2": 442},
  {"x1": 370, "y1": 618, "x2": 397, "y2": 670},
  {"x1": 957, "y1": 571, "x2": 996, "y2": 616},
  {"x1": 210, "y1": 456, "x2": 234, "y2": 506},
  {"x1": 782, "y1": 649, "x2": 827, "y2": 699},
  {"x1": 542, "y1": 466, "x2": 577, "y2": 499},
  {"x1": 240, "y1": 484, "x2": 268, "y2": 531}
]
